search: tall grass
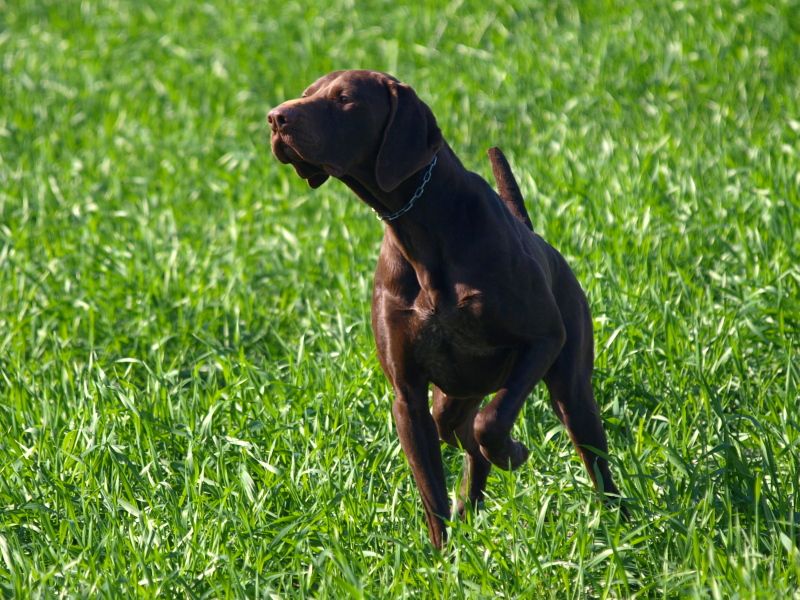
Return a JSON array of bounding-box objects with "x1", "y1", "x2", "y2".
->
[{"x1": 1, "y1": 0, "x2": 798, "y2": 596}]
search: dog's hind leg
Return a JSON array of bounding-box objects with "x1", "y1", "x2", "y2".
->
[
  {"x1": 431, "y1": 388, "x2": 491, "y2": 516},
  {"x1": 545, "y1": 366, "x2": 620, "y2": 499},
  {"x1": 543, "y1": 291, "x2": 622, "y2": 504}
]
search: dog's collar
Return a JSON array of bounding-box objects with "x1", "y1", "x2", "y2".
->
[{"x1": 378, "y1": 153, "x2": 438, "y2": 222}]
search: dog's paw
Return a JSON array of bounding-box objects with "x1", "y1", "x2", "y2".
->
[{"x1": 479, "y1": 439, "x2": 529, "y2": 471}]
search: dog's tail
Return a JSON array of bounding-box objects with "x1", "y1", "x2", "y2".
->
[{"x1": 487, "y1": 147, "x2": 534, "y2": 231}]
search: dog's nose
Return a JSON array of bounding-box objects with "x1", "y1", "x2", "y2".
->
[{"x1": 268, "y1": 107, "x2": 290, "y2": 133}]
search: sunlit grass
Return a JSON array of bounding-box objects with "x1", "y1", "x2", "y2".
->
[{"x1": 1, "y1": 0, "x2": 799, "y2": 597}]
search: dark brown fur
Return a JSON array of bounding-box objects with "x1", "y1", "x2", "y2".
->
[{"x1": 269, "y1": 70, "x2": 622, "y2": 548}]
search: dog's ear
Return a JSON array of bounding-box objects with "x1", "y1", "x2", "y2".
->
[{"x1": 375, "y1": 80, "x2": 443, "y2": 192}]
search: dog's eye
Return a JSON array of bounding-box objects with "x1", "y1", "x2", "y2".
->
[{"x1": 338, "y1": 93, "x2": 351, "y2": 104}]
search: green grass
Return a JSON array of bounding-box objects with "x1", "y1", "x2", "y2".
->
[{"x1": 1, "y1": 0, "x2": 799, "y2": 596}]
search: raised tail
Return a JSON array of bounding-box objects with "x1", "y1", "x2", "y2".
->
[{"x1": 487, "y1": 147, "x2": 533, "y2": 231}]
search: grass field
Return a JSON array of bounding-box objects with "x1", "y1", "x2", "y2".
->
[{"x1": 2, "y1": 0, "x2": 799, "y2": 597}]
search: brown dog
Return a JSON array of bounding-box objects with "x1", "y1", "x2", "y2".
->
[{"x1": 269, "y1": 70, "x2": 622, "y2": 548}]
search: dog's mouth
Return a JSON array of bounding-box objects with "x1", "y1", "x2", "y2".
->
[{"x1": 271, "y1": 133, "x2": 337, "y2": 188}]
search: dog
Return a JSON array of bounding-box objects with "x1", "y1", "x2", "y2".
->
[{"x1": 269, "y1": 70, "x2": 622, "y2": 548}]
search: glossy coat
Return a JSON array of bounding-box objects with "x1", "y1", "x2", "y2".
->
[{"x1": 269, "y1": 70, "x2": 622, "y2": 548}]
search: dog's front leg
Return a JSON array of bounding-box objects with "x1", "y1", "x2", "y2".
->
[
  {"x1": 391, "y1": 378, "x2": 450, "y2": 549},
  {"x1": 474, "y1": 335, "x2": 565, "y2": 470}
]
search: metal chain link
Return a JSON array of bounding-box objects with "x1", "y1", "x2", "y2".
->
[{"x1": 379, "y1": 153, "x2": 438, "y2": 222}]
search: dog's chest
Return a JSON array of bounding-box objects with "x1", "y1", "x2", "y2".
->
[
  {"x1": 411, "y1": 291, "x2": 515, "y2": 396},
  {"x1": 414, "y1": 292, "x2": 489, "y2": 352}
]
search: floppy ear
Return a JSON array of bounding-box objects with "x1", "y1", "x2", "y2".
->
[{"x1": 375, "y1": 81, "x2": 443, "y2": 192}]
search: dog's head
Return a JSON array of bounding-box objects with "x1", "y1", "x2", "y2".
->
[{"x1": 268, "y1": 70, "x2": 442, "y2": 192}]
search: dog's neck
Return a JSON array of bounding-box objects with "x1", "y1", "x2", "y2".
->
[
  {"x1": 339, "y1": 144, "x2": 481, "y2": 291},
  {"x1": 342, "y1": 143, "x2": 467, "y2": 227}
]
